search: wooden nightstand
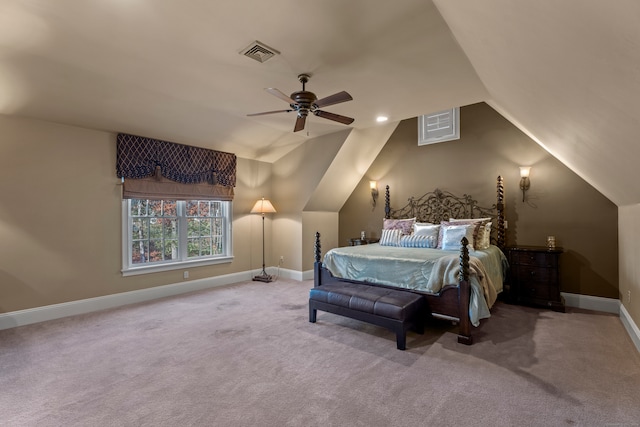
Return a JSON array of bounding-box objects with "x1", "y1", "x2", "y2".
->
[{"x1": 506, "y1": 246, "x2": 565, "y2": 312}]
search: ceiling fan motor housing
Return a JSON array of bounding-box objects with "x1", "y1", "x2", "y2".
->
[{"x1": 290, "y1": 91, "x2": 317, "y2": 117}]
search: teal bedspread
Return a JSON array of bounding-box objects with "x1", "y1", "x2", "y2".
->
[{"x1": 322, "y1": 244, "x2": 508, "y2": 326}]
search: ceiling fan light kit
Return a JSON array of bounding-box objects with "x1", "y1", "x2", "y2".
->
[{"x1": 248, "y1": 74, "x2": 354, "y2": 132}]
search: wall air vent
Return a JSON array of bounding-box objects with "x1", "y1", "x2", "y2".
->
[
  {"x1": 240, "y1": 41, "x2": 280, "y2": 63},
  {"x1": 418, "y1": 107, "x2": 460, "y2": 146}
]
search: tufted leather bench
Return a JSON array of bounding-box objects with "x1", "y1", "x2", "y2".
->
[{"x1": 309, "y1": 282, "x2": 425, "y2": 350}]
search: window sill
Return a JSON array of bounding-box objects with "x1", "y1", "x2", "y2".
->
[{"x1": 121, "y1": 256, "x2": 234, "y2": 277}]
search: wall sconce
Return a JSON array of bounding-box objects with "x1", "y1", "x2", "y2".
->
[
  {"x1": 369, "y1": 181, "x2": 379, "y2": 207},
  {"x1": 519, "y1": 166, "x2": 531, "y2": 202}
]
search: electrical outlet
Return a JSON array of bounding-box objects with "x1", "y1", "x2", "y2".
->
[
  {"x1": 183, "y1": 271, "x2": 189, "y2": 279},
  {"x1": 628, "y1": 290, "x2": 631, "y2": 303},
  {"x1": 279, "y1": 256, "x2": 284, "y2": 265}
]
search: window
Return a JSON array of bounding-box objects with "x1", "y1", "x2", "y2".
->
[
  {"x1": 418, "y1": 107, "x2": 460, "y2": 145},
  {"x1": 122, "y1": 199, "x2": 232, "y2": 275}
]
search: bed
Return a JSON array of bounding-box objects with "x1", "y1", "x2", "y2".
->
[{"x1": 313, "y1": 176, "x2": 507, "y2": 345}]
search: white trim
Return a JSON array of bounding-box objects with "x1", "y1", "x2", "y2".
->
[
  {"x1": 121, "y1": 199, "x2": 233, "y2": 275},
  {"x1": 0, "y1": 271, "x2": 250, "y2": 331},
  {"x1": 269, "y1": 267, "x2": 305, "y2": 282},
  {"x1": 620, "y1": 304, "x2": 640, "y2": 354},
  {"x1": 561, "y1": 292, "x2": 620, "y2": 314}
]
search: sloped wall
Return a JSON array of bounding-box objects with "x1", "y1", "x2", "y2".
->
[{"x1": 339, "y1": 103, "x2": 618, "y2": 299}]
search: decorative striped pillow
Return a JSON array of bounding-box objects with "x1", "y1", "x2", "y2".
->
[
  {"x1": 400, "y1": 234, "x2": 436, "y2": 248},
  {"x1": 379, "y1": 228, "x2": 402, "y2": 246}
]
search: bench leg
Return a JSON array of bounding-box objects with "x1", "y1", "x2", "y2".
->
[
  {"x1": 395, "y1": 328, "x2": 407, "y2": 351},
  {"x1": 309, "y1": 304, "x2": 317, "y2": 323}
]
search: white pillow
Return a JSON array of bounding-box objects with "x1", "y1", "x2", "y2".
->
[
  {"x1": 441, "y1": 224, "x2": 476, "y2": 251},
  {"x1": 379, "y1": 228, "x2": 402, "y2": 246},
  {"x1": 413, "y1": 223, "x2": 440, "y2": 239}
]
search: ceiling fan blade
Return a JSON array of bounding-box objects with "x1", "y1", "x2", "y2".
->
[
  {"x1": 265, "y1": 88, "x2": 296, "y2": 104},
  {"x1": 247, "y1": 109, "x2": 292, "y2": 117},
  {"x1": 294, "y1": 115, "x2": 306, "y2": 132},
  {"x1": 313, "y1": 110, "x2": 355, "y2": 125},
  {"x1": 313, "y1": 91, "x2": 353, "y2": 109}
]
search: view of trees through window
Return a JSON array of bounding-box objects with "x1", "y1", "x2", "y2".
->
[{"x1": 130, "y1": 199, "x2": 225, "y2": 265}]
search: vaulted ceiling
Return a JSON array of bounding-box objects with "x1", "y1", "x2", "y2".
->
[{"x1": 1, "y1": 0, "x2": 638, "y2": 206}]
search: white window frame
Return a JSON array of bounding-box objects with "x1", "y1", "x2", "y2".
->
[
  {"x1": 121, "y1": 199, "x2": 233, "y2": 276},
  {"x1": 418, "y1": 107, "x2": 460, "y2": 145}
]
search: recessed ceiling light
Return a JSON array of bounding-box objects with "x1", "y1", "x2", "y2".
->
[{"x1": 376, "y1": 116, "x2": 388, "y2": 122}]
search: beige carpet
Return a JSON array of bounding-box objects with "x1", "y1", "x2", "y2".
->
[{"x1": 1, "y1": 279, "x2": 639, "y2": 426}]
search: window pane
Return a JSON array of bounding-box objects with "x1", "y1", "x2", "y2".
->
[
  {"x1": 186, "y1": 201, "x2": 198, "y2": 217},
  {"x1": 164, "y1": 240, "x2": 178, "y2": 260},
  {"x1": 212, "y1": 236, "x2": 223, "y2": 254},
  {"x1": 132, "y1": 218, "x2": 148, "y2": 239},
  {"x1": 131, "y1": 240, "x2": 149, "y2": 264},
  {"x1": 200, "y1": 237, "x2": 211, "y2": 256},
  {"x1": 163, "y1": 200, "x2": 177, "y2": 216},
  {"x1": 163, "y1": 219, "x2": 178, "y2": 239},
  {"x1": 200, "y1": 218, "x2": 212, "y2": 235},
  {"x1": 188, "y1": 218, "x2": 200, "y2": 237},
  {"x1": 149, "y1": 240, "x2": 163, "y2": 262},
  {"x1": 149, "y1": 219, "x2": 162, "y2": 239},
  {"x1": 211, "y1": 201, "x2": 222, "y2": 216},
  {"x1": 148, "y1": 200, "x2": 163, "y2": 216},
  {"x1": 130, "y1": 199, "x2": 148, "y2": 217},
  {"x1": 187, "y1": 238, "x2": 200, "y2": 257},
  {"x1": 196, "y1": 201, "x2": 207, "y2": 217},
  {"x1": 212, "y1": 218, "x2": 223, "y2": 235}
]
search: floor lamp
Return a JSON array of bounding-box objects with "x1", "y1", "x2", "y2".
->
[{"x1": 251, "y1": 198, "x2": 276, "y2": 282}]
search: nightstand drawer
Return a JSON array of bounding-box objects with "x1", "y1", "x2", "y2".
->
[
  {"x1": 511, "y1": 251, "x2": 558, "y2": 268},
  {"x1": 514, "y1": 266, "x2": 552, "y2": 283},
  {"x1": 521, "y1": 283, "x2": 550, "y2": 301}
]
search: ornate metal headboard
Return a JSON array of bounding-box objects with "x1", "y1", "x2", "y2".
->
[{"x1": 384, "y1": 176, "x2": 506, "y2": 248}]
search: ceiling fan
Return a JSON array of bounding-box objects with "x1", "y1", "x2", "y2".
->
[{"x1": 247, "y1": 74, "x2": 354, "y2": 132}]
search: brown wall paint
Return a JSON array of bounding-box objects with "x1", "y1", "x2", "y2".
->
[{"x1": 339, "y1": 103, "x2": 618, "y2": 299}]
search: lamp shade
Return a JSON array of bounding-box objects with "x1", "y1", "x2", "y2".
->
[
  {"x1": 520, "y1": 166, "x2": 531, "y2": 178},
  {"x1": 251, "y1": 198, "x2": 276, "y2": 214}
]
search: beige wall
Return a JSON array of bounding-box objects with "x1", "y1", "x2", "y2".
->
[
  {"x1": 339, "y1": 103, "x2": 619, "y2": 299},
  {"x1": 271, "y1": 131, "x2": 348, "y2": 271},
  {"x1": 619, "y1": 205, "x2": 640, "y2": 328},
  {"x1": 0, "y1": 115, "x2": 272, "y2": 313}
]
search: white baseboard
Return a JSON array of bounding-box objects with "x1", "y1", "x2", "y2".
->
[
  {"x1": 620, "y1": 304, "x2": 640, "y2": 354},
  {"x1": 561, "y1": 292, "x2": 620, "y2": 314},
  {"x1": 269, "y1": 267, "x2": 306, "y2": 282},
  {"x1": 562, "y1": 292, "x2": 640, "y2": 354},
  {"x1": 302, "y1": 269, "x2": 314, "y2": 281},
  {"x1": 0, "y1": 271, "x2": 253, "y2": 331}
]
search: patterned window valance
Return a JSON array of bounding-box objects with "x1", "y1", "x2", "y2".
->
[{"x1": 116, "y1": 133, "x2": 236, "y2": 187}]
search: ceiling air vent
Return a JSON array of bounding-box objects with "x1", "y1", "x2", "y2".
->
[{"x1": 240, "y1": 41, "x2": 280, "y2": 63}]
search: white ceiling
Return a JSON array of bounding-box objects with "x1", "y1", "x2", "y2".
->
[{"x1": 1, "y1": 0, "x2": 638, "y2": 206}]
